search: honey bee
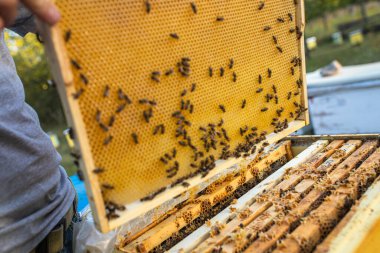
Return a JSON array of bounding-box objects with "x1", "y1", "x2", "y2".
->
[
  {"x1": 232, "y1": 72, "x2": 237, "y2": 82},
  {"x1": 165, "y1": 69, "x2": 174, "y2": 76},
  {"x1": 170, "y1": 33, "x2": 179, "y2": 39},
  {"x1": 291, "y1": 67, "x2": 295, "y2": 76},
  {"x1": 276, "y1": 46, "x2": 283, "y2": 53},
  {"x1": 116, "y1": 103, "x2": 127, "y2": 114},
  {"x1": 107, "y1": 213, "x2": 119, "y2": 220},
  {"x1": 220, "y1": 67, "x2": 225, "y2": 77},
  {"x1": 218, "y1": 118, "x2": 224, "y2": 127},
  {"x1": 272, "y1": 85, "x2": 277, "y2": 94},
  {"x1": 288, "y1": 13, "x2": 293, "y2": 21},
  {"x1": 216, "y1": 16, "x2": 225, "y2": 22},
  {"x1": 272, "y1": 36, "x2": 278, "y2": 45},
  {"x1": 191, "y1": 83, "x2": 196, "y2": 92},
  {"x1": 132, "y1": 133, "x2": 139, "y2": 144},
  {"x1": 289, "y1": 28, "x2": 296, "y2": 33},
  {"x1": 178, "y1": 140, "x2": 187, "y2": 147},
  {"x1": 219, "y1": 105, "x2": 226, "y2": 113},
  {"x1": 296, "y1": 78, "x2": 303, "y2": 88},
  {"x1": 64, "y1": 29, "x2": 71, "y2": 42},
  {"x1": 181, "y1": 89, "x2": 187, "y2": 97},
  {"x1": 102, "y1": 183, "x2": 115, "y2": 190},
  {"x1": 151, "y1": 71, "x2": 160, "y2": 83},
  {"x1": 95, "y1": 109, "x2": 101, "y2": 122},
  {"x1": 79, "y1": 73, "x2": 89, "y2": 85},
  {"x1": 145, "y1": 0, "x2": 151, "y2": 14},
  {"x1": 229, "y1": 58, "x2": 234, "y2": 69},
  {"x1": 277, "y1": 17, "x2": 285, "y2": 23},
  {"x1": 103, "y1": 135, "x2": 113, "y2": 145},
  {"x1": 209, "y1": 67, "x2": 213, "y2": 77},
  {"x1": 258, "y1": 74, "x2": 262, "y2": 84},
  {"x1": 160, "y1": 157, "x2": 168, "y2": 164},
  {"x1": 148, "y1": 100, "x2": 157, "y2": 106},
  {"x1": 182, "y1": 182, "x2": 190, "y2": 188},
  {"x1": 190, "y1": 2, "x2": 197, "y2": 14},
  {"x1": 108, "y1": 115, "x2": 116, "y2": 127},
  {"x1": 99, "y1": 122, "x2": 109, "y2": 132},
  {"x1": 242, "y1": 99, "x2": 247, "y2": 109},
  {"x1": 103, "y1": 85, "x2": 110, "y2": 98},
  {"x1": 258, "y1": 1, "x2": 265, "y2": 10},
  {"x1": 261, "y1": 107, "x2": 268, "y2": 112},
  {"x1": 263, "y1": 26, "x2": 271, "y2": 31},
  {"x1": 93, "y1": 167, "x2": 105, "y2": 174},
  {"x1": 256, "y1": 88, "x2": 263, "y2": 93},
  {"x1": 70, "y1": 59, "x2": 81, "y2": 70}
]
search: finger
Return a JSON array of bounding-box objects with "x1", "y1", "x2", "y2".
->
[
  {"x1": 21, "y1": 0, "x2": 60, "y2": 25},
  {"x1": 0, "y1": 0, "x2": 18, "y2": 26}
]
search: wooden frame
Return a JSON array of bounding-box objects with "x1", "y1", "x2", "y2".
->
[{"x1": 37, "y1": 0, "x2": 309, "y2": 233}]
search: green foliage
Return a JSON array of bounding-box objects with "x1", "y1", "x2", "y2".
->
[
  {"x1": 5, "y1": 31, "x2": 66, "y2": 129},
  {"x1": 304, "y1": 0, "x2": 378, "y2": 21}
]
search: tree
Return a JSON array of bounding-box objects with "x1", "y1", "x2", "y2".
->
[{"x1": 5, "y1": 31, "x2": 66, "y2": 130}]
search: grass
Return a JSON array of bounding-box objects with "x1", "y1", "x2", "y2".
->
[
  {"x1": 306, "y1": 32, "x2": 380, "y2": 72},
  {"x1": 306, "y1": 2, "x2": 380, "y2": 38},
  {"x1": 305, "y1": 2, "x2": 380, "y2": 72}
]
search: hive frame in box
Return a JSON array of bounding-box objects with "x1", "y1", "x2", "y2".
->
[
  {"x1": 37, "y1": 0, "x2": 308, "y2": 233},
  {"x1": 170, "y1": 134, "x2": 380, "y2": 253}
]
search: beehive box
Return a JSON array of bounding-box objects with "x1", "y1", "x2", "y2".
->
[
  {"x1": 39, "y1": 0, "x2": 308, "y2": 232},
  {"x1": 114, "y1": 135, "x2": 380, "y2": 253}
]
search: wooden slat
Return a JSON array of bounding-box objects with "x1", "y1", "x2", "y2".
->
[
  {"x1": 272, "y1": 145, "x2": 380, "y2": 253},
  {"x1": 170, "y1": 140, "x2": 328, "y2": 253}
]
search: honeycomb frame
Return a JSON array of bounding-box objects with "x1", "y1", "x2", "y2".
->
[{"x1": 39, "y1": 0, "x2": 308, "y2": 232}]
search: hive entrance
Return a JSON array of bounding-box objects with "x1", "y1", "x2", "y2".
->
[{"x1": 44, "y1": 0, "x2": 307, "y2": 231}]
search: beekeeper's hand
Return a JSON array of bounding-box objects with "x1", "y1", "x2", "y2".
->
[{"x1": 0, "y1": 0, "x2": 60, "y2": 29}]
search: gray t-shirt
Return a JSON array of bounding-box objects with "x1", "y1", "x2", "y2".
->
[{"x1": 0, "y1": 9, "x2": 75, "y2": 253}]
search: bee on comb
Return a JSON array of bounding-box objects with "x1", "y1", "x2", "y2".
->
[
  {"x1": 258, "y1": 1, "x2": 265, "y2": 10},
  {"x1": 72, "y1": 88, "x2": 84, "y2": 100},
  {"x1": 64, "y1": 29, "x2": 71, "y2": 42},
  {"x1": 145, "y1": 0, "x2": 151, "y2": 14},
  {"x1": 70, "y1": 59, "x2": 81, "y2": 70},
  {"x1": 190, "y1": 2, "x2": 197, "y2": 14},
  {"x1": 170, "y1": 33, "x2": 180, "y2": 40},
  {"x1": 219, "y1": 105, "x2": 226, "y2": 113}
]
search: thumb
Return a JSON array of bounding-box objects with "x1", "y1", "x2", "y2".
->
[{"x1": 21, "y1": 0, "x2": 60, "y2": 25}]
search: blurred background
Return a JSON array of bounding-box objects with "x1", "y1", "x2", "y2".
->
[{"x1": 4, "y1": 0, "x2": 380, "y2": 177}]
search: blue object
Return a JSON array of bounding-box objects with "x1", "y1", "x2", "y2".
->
[{"x1": 70, "y1": 174, "x2": 89, "y2": 212}]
